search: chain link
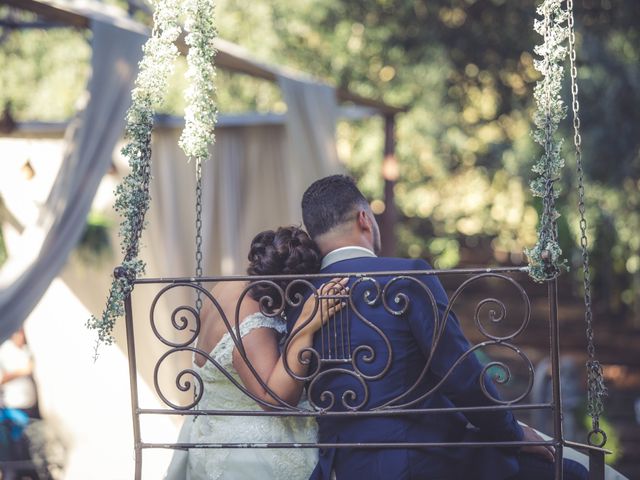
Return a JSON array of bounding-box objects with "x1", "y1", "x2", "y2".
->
[
  {"x1": 567, "y1": 0, "x2": 607, "y2": 443},
  {"x1": 194, "y1": 158, "x2": 204, "y2": 314}
]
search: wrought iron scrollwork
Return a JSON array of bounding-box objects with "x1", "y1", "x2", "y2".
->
[
  {"x1": 149, "y1": 281, "x2": 298, "y2": 411},
  {"x1": 348, "y1": 277, "x2": 393, "y2": 382},
  {"x1": 153, "y1": 348, "x2": 204, "y2": 411},
  {"x1": 307, "y1": 368, "x2": 369, "y2": 412},
  {"x1": 446, "y1": 273, "x2": 534, "y2": 405},
  {"x1": 149, "y1": 282, "x2": 220, "y2": 348},
  {"x1": 379, "y1": 273, "x2": 533, "y2": 409},
  {"x1": 477, "y1": 343, "x2": 534, "y2": 405},
  {"x1": 457, "y1": 274, "x2": 532, "y2": 342},
  {"x1": 445, "y1": 273, "x2": 534, "y2": 405},
  {"x1": 145, "y1": 271, "x2": 535, "y2": 413}
]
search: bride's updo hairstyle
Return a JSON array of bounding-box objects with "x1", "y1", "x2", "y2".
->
[{"x1": 247, "y1": 226, "x2": 321, "y2": 311}]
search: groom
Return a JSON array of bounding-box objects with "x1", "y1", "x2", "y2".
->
[{"x1": 288, "y1": 175, "x2": 587, "y2": 480}]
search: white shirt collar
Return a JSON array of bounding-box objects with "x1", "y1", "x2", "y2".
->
[{"x1": 321, "y1": 246, "x2": 376, "y2": 269}]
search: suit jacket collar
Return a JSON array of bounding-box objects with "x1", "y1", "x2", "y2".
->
[{"x1": 320, "y1": 246, "x2": 376, "y2": 269}]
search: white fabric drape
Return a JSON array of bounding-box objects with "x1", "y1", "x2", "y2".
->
[
  {"x1": 0, "y1": 20, "x2": 145, "y2": 342},
  {"x1": 148, "y1": 98, "x2": 340, "y2": 280},
  {"x1": 277, "y1": 76, "x2": 341, "y2": 221},
  {"x1": 147, "y1": 124, "x2": 291, "y2": 278}
]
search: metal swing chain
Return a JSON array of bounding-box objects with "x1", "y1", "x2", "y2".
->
[
  {"x1": 195, "y1": 158, "x2": 205, "y2": 314},
  {"x1": 191, "y1": 158, "x2": 205, "y2": 408},
  {"x1": 566, "y1": 0, "x2": 607, "y2": 447}
]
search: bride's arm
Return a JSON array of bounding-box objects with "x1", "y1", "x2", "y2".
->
[{"x1": 232, "y1": 279, "x2": 347, "y2": 409}]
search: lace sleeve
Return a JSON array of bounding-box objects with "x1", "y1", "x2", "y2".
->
[
  {"x1": 238, "y1": 312, "x2": 287, "y2": 338},
  {"x1": 212, "y1": 313, "x2": 287, "y2": 365}
]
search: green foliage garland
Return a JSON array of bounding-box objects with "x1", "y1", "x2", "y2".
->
[
  {"x1": 525, "y1": 0, "x2": 569, "y2": 282},
  {"x1": 86, "y1": 0, "x2": 182, "y2": 349}
]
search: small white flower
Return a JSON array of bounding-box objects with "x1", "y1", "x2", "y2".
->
[{"x1": 179, "y1": 0, "x2": 218, "y2": 168}]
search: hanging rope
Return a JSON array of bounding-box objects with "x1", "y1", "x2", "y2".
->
[
  {"x1": 566, "y1": 0, "x2": 608, "y2": 447},
  {"x1": 526, "y1": 0, "x2": 569, "y2": 282}
]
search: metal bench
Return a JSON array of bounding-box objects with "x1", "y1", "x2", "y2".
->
[{"x1": 123, "y1": 266, "x2": 609, "y2": 479}]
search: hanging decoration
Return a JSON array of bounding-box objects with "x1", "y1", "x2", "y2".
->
[
  {"x1": 525, "y1": 0, "x2": 569, "y2": 282},
  {"x1": 87, "y1": 0, "x2": 182, "y2": 351},
  {"x1": 179, "y1": 0, "x2": 218, "y2": 164},
  {"x1": 179, "y1": 0, "x2": 218, "y2": 313}
]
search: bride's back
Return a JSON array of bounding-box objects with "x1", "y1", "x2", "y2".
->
[
  {"x1": 193, "y1": 281, "x2": 259, "y2": 368},
  {"x1": 186, "y1": 280, "x2": 319, "y2": 480}
]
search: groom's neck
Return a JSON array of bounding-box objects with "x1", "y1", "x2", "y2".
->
[{"x1": 315, "y1": 227, "x2": 371, "y2": 257}]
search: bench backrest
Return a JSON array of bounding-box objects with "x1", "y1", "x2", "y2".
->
[{"x1": 123, "y1": 267, "x2": 592, "y2": 479}]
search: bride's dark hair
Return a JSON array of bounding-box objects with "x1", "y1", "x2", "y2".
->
[{"x1": 247, "y1": 226, "x2": 321, "y2": 308}]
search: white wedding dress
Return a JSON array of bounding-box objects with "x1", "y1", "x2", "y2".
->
[{"x1": 186, "y1": 312, "x2": 319, "y2": 480}]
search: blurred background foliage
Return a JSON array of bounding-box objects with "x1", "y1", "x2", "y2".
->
[{"x1": 0, "y1": 0, "x2": 638, "y2": 325}]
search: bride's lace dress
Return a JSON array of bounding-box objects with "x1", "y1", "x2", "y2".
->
[{"x1": 186, "y1": 312, "x2": 318, "y2": 480}]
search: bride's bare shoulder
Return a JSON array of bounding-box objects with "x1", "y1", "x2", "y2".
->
[{"x1": 208, "y1": 281, "x2": 260, "y2": 320}]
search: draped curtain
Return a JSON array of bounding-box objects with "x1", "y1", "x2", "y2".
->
[
  {"x1": 147, "y1": 77, "x2": 342, "y2": 280},
  {"x1": 278, "y1": 76, "x2": 341, "y2": 221},
  {"x1": 0, "y1": 28, "x2": 342, "y2": 344},
  {"x1": 0, "y1": 20, "x2": 145, "y2": 342}
]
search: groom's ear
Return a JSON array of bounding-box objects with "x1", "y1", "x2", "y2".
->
[{"x1": 356, "y1": 210, "x2": 371, "y2": 232}]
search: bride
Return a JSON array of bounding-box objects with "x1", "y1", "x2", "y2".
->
[{"x1": 181, "y1": 226, "x2": 344, "y2": 480}]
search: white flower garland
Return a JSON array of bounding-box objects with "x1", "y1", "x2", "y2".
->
[
  {"x1": 180, "y1": 0, "x2": 218, "y2": 164},
  {"x1": 525, "y1": 0, "x2": 569, "y2": 282},
  {"x1": 87, "y1": 0, "x2": 182, "y2": 350}
]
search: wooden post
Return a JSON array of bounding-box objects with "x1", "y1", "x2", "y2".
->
[{"x1": 380, "y1": 114, "x2": 398, "y2": 257}]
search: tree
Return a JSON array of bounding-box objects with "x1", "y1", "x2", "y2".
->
[{"x1": 1, "y1": 0, "x2": 638, "y2": 323}]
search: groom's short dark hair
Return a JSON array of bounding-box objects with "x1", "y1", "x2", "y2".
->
[{"x1": 301, "y1": 174, "x2": 369, "y2": 239}]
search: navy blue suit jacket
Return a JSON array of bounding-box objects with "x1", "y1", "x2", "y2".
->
[{"x1": 287, "y1": 256, "x2": 524, "y2": 480}]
